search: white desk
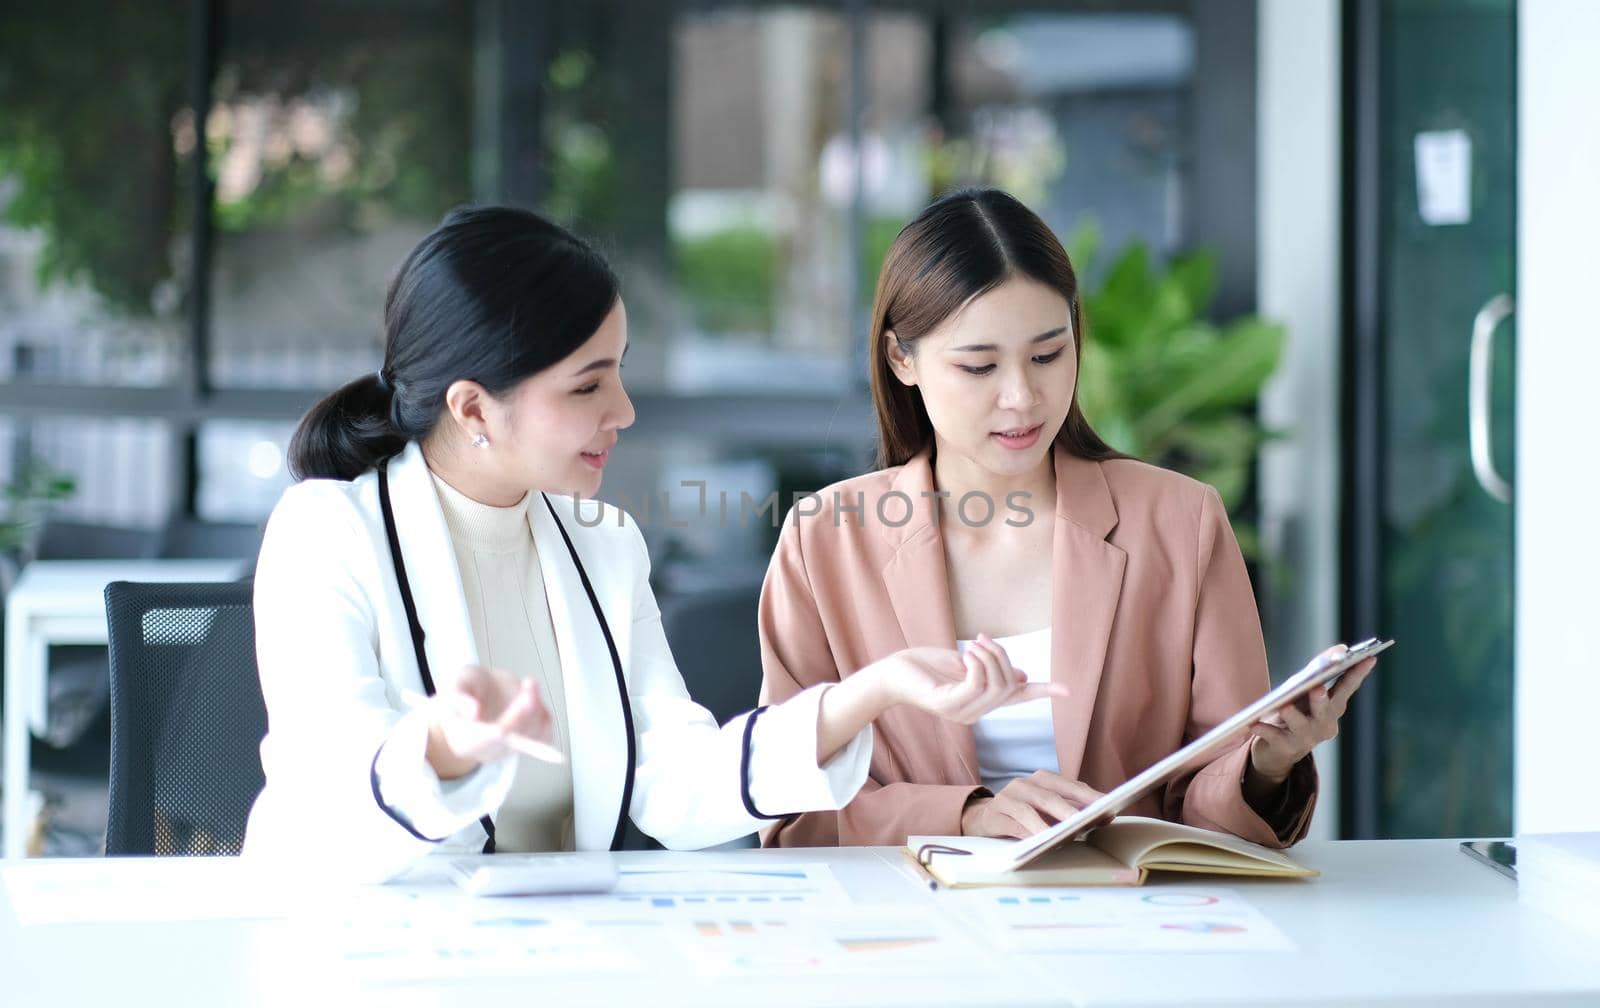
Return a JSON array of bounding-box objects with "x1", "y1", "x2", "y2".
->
[
  {"x1": 2, "y1": 841, "x2": 1596, "y2": 1006},
  {"x1": 2, "y1": 559, "x2": 246, "y2": 858}
]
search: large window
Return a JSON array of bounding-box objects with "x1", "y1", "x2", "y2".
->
[
  {"x1": 1, "y1": 4, "x2": 194, "y2": 525},
  {"x1": 207, "y1": 1, "x2": 475, "y2": 392},
  {"x1": 2, "y1": 0, "x2": 1238, "y2": 558}
]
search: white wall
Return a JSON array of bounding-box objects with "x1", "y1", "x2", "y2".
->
[
  {"x1": 1256, "y1": 0, "x2": 1343, "y2": 840},
  {"x1": 1515, "y1": 0, "x2": 1600, "y2": 835}
]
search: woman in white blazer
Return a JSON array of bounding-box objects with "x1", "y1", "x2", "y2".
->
[{"x1": 243, "y1": 206, "x2": 1058, "y2": 881}]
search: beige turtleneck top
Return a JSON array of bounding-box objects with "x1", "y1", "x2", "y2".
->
[{"x1": 430, "y1": 471, "x2": 575, "y2": 852}]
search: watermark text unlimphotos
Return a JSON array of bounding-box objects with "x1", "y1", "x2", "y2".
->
[{"x1": 568, "y1": 480, "x2": 1037, "y2": 530}]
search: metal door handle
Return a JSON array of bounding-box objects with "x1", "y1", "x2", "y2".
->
[{"x1": 1469, "y1": 293, "x2": 1513, "y2": 503}]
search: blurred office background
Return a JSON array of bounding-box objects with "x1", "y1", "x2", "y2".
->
[{"x1": 2, "y1": 0, "x2": 1593, "y2": 853}]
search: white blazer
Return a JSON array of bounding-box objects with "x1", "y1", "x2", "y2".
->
[{"x1": 243, "y1": 442, "x2": 871, "y2": 881}]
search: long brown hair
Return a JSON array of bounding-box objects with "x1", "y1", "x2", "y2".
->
[{"x1": 868, "y1": 188, "x2": 1124, "y2": 469}]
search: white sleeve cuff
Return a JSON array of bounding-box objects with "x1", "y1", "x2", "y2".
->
[
  {"x1": 372, "y1": 707, "x2": 518, "y2": 840},
  {"x1": 745, "y1": 683, "x2": 873, "y2": 815}
]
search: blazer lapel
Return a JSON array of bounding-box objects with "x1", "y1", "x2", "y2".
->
[
  {"x1": 529, "y1": 495, "x2": 628, "y2": 851},
  {"x1": 879, "y1": 453, "x2": 979, "y2": 783},
  {"x1": 1049, "y1": 450, "x2": 1126, "y2": 780},
  {"x1": 383, "y1": 442, "x2": 481, "y2": 689}
]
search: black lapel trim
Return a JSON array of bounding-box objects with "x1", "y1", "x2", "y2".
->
[
  {"x1": 377, "y1": 457, "x2": 496, "y2": 853},
  {"x1": 541, "y1": 494, "x2": 636, "y2": 851},
  {"x1": 378, "y1": 458, "x2": 434, "y2": 694}
]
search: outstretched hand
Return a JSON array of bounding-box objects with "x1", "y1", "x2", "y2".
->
[
  {"x1": 812, "y1": 635, "x2": 1069, "y2": 766},
  {"x1": 876, "y1": 635, "x2": 1068, "y2": 724}
]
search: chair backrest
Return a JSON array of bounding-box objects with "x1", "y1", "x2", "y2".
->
[
  {"x1": 36, "y1": 520, "x2": 158, "y2": 561},
  {"x1": 103, "y1": 579, "x2": 265, "y2": 856}
]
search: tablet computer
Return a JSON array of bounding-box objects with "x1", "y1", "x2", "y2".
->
[
  {"x1": 448, "y1": 852, "x2": 620, "y2": 897},
  {"x1": 1460, "y1": 840, "x2": 1517, "y2": 880},
  {"x1": 1000, "y1": 637, "x2": 1394, "y2": 872}
]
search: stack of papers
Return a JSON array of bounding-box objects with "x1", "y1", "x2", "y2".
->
[{"x1": 1517, "y1": 831, "x2": 1600, "y2": 941}]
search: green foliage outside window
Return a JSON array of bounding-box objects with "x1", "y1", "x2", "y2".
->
[
  {"x1": 0, "y1": 2, "x2": 473, "y2": 316},
  {"x1": 0, "y1": 2, "x2": 189, "y2": 315},
  {"x1": 672, "y1": 228, "x2": 779, "y2": 335},
  {"x1": 1069, "y1": 226, "x2": 1285, "y2": 555}
]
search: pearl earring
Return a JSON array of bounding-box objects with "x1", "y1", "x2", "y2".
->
[{"x1": 471, "y1": 433, "x2": 489, "y2": 448}]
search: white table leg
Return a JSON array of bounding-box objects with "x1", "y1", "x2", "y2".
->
[
  {"x1": 25, "y1": 634, "x2": 47, "y2": 736},
  {"x1": 4, "y1": 609, "x2": 32, "y2": 859}
]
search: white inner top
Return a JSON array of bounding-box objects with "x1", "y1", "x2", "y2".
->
[{"x1": 957, "y1": 627, "x2": 1059, "y2": 794}]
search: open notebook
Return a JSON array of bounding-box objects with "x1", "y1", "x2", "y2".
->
[
  {"x1": 901, "y1": 638, "x2": 1393, "y2": 888},
  {"x1": 908, "y1": 816, "x2": 1317, "y2": 888}
]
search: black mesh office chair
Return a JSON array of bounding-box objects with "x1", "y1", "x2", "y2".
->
[{"x1": 103, "y1": 579, "x2": 265, "y2": 856}]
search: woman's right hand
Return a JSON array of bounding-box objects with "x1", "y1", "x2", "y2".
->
[
  {"x1": 873, "y1": 635, "x2": 1068, "y2": 724},
  {"x1": 423, "y1": 664, "x2": 552, "y2": 780},
  {"x1": 961, "y1": 771, "x2": 1108, "y2": 838}
]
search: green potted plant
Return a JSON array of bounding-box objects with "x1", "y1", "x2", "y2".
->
[
  {"x1": 0, "y1": 461, "x2": 76, "y2": 591},
  {"x1": 1070, "y1": 231, "x2": 1285, "y2": 557}
]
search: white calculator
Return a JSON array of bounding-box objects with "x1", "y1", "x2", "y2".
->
[{"x1": 448, "y1": 853, "x2": 620, "y2": 897}]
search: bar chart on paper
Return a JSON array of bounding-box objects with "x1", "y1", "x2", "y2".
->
[
  {"x1": 955, "y1": 887, "x2": 1295, "y2": 953},
  {"x1": 599, "y1": 862, "x2": 851, "y2": 910},
  {"x1": 669, "y1": 909, "x2": 983, "y2": 977}
]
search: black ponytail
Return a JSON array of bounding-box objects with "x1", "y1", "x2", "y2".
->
[
  {"x1": 288, "y1": 205, "x2": 620, "y2": 481},
  {"x1": 286, "y1": 372, "x2": 407, "y2": 482}
]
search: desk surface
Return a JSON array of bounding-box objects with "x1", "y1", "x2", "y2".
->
[
  {"x1": 3, "y1": 840, "x2": 1596, "y2": 1008},
  {"x1": 5, "y1": 558, "x2": 247, "y2": 606}
]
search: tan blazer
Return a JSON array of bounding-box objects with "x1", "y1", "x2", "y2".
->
[{"x1": 757, "y1": 447, "x2": 1316, "y2": 849}]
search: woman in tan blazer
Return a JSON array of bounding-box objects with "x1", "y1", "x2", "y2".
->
[{"x1": 758, "y1": 189, "x2": 1375, "y2": 850}]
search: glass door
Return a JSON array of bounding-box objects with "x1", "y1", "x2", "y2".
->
[{"x1": 1344, "y1": 0, "x2": 1516, "y2": 838}]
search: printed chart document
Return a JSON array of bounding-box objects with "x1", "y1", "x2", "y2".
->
[
  {"x1": 291, "y1": 901, "x2": 633, "y2": 984},
  {"x1": 668, "y1": 907, "x2": 986, "y2": 977},
  {"x1": 290, "y1": 863, "x2": 984, "y2": 985},
  {"x1": 601, "y1": 861, "x2": 850, "y2": 908},
  {"x1": 951, "y1": 885, "x2": 1295, "y2": 954}
]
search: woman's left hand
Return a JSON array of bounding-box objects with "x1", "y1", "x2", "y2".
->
[
  {"x1": 1249, "y1": 648, "x2": 1378, "y2": 782},
  {"x1": 813, "y1": 636, "x2": 1068, "y2": 764}
]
